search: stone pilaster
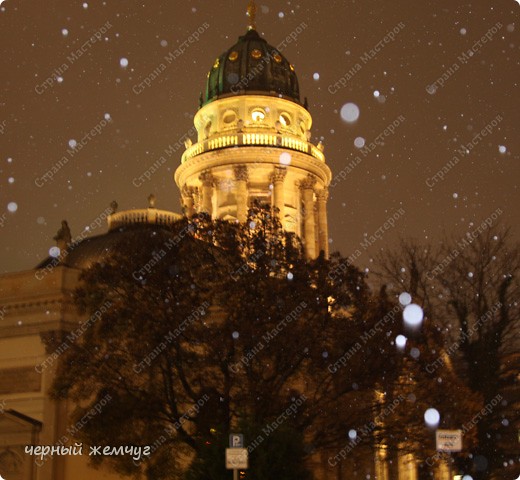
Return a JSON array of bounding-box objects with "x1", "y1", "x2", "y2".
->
[
  {"x1": 300, "y1": 175, "x2": 317, "y2": 259},
  {"x1": 234, "y1": 166, "x2": 249, "y2": 222},
  {"x1": 181, "y1": 185, "x2": 197, "y2": 218},
  {"x1": 270, "y1": 166, "x2": 287, "y2": 220},
  {"x1": 316, "y1": 188, "x2": 329, "y2": 258},
  {"x1": 39, "y1": 331, "x2": 69, "y2": 480},
  {"x1": 199, "y1": 171, "x2": 214, "y2": 215}
]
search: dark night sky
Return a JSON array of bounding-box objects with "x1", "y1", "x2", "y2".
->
[{"x1": 1, "y1": 0, "x2": 518, "y2": 274}]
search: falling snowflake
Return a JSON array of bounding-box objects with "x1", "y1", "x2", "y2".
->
[
  {"x1": 424, "y1": 408, "x2": 440, "y2": 427},
  {"x1": 403, "y1": 304, "x2": 424, "y2": 327},
  {"x1": 354, "y1": 137, "x2": 365, "y2": 148},
  {"x1": 395, "y1": 335, "x2": 407, "y2": 348},
  {"x1": 340, "y1": 103, "x2": 360, "y2": 123}
]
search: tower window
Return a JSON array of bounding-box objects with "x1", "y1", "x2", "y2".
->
[
  {"x1": 279, "y1": 113, "x2": 291, "y2": 127},
  {"x1": 251, "y1": 109, "x2": 266, "y2": 122},
  {"x1": 223, "y1": 110, "x2": 237, "y2": 124}
]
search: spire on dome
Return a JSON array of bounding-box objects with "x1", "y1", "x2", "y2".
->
[{"x1": 247, "y1": 0, "x2": 257, "y2": 31}]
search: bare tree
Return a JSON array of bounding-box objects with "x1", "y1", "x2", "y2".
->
[{"x1": 373, "y1": 225, "x2": 520, "y2": 479}]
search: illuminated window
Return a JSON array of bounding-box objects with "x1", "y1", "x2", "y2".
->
[
  {"x1": 251, "y1": 109, "x2": 266, "y2": 122},
  {"x1": 279, "y1": 112, "x2": 291, "y2": 126}
]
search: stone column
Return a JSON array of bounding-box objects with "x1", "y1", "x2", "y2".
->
[
  {"x1": 271, "y1": 166, "x2": 287, "y2": 220},
  {"x1": 199, "y1": 171, "x2": 214, "y2": 216},
  {"x1": 300, "y1": 175, "x2": 316, "y2": 259},
  {"x1": 316, "y1": 188, "x2": 329, "y2": 258},
  {"x1": 234, "y1": 166, "x2": 249, "y2": 222},
  {"x1": 181, "y1": 186, "x2": 196, "y2": 218}
]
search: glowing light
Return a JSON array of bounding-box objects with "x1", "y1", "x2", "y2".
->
[
  {"x1": 313, "y1": 73, "x2": 320, "y2": 80},
  {"x1": 498, "y1": 145, "x2": 507, "y2": 154},
  {"x1": 232, "y1": 331, "x2": 239, "y2": 339},
  {"x1": 49, "y1": 246, "x2": 61, "y2": 257},
  {"x1": 7, "y1": 202, "x2": 18, "y2": 212},
  {"x1": 348, "y1": 429, "x2": 357, "y2": 440},
  {"x1": 120, "y1": 57, "x2": 129, "y2": 68},
  {"x1": 252, "y1": 109, "x2": 265, "y2": 121},
  {"x1": 62, "y1": 28, "x2": 69, "y2": 36}
]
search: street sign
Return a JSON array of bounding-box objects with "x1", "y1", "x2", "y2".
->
[
  {"x1": 229, "y1": 433, "x2": 244, "y2": 448},
  {"x1": 226, "y1": 448, "x2": 248, "y2": 469},
  {"x1": 436, "y1": 429, "x2": 462, "y2": 452}
]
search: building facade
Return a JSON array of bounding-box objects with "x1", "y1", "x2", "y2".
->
[{"x1": 0, "y1": 4, "x2": 455, "y2": 480}]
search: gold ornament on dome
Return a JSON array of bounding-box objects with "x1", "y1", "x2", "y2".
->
[
  {"x1": 251, "y1": 49, "x2": 262, "y2": 59},
  {"x1": 229, "y1": 51, "x2": 239, "y2": 61},
  {"x1": 273, "y1": 53, "x2": 282, "y2": 63},
  {"x1": 213, "y1": 58, "x2": 220, "y2": 69},
  {"x1": 247, "y1": 0, "x2": 257, "y2": 31},
  {"x1": 289, "y1": 64, "x2": 295, "y2": 71}
]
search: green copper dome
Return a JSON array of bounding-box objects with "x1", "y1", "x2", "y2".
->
[{"x1": 202, "y1": 29, "x2": 301, "y2": 107}]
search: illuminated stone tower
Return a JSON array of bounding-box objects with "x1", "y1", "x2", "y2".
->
[{"x1": 174, "y1": 1, "x2": 331, "y2": 259}]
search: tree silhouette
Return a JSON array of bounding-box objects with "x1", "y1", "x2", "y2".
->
[{"x1": 373, "y1": 225, "x2": 520, "y2": 479}]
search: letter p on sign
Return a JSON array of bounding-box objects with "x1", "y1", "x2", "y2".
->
[{"x1": 229, "y1": 434, "x2": 244, "y2": 448}]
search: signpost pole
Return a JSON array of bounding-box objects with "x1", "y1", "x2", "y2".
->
[{"x1": 227, "y1": 433, "x2": 248, "y2": 477}]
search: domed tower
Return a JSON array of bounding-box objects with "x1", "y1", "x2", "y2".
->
[{"x1": 174, "y1": 1, "x2": 331, "y2": 259}]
